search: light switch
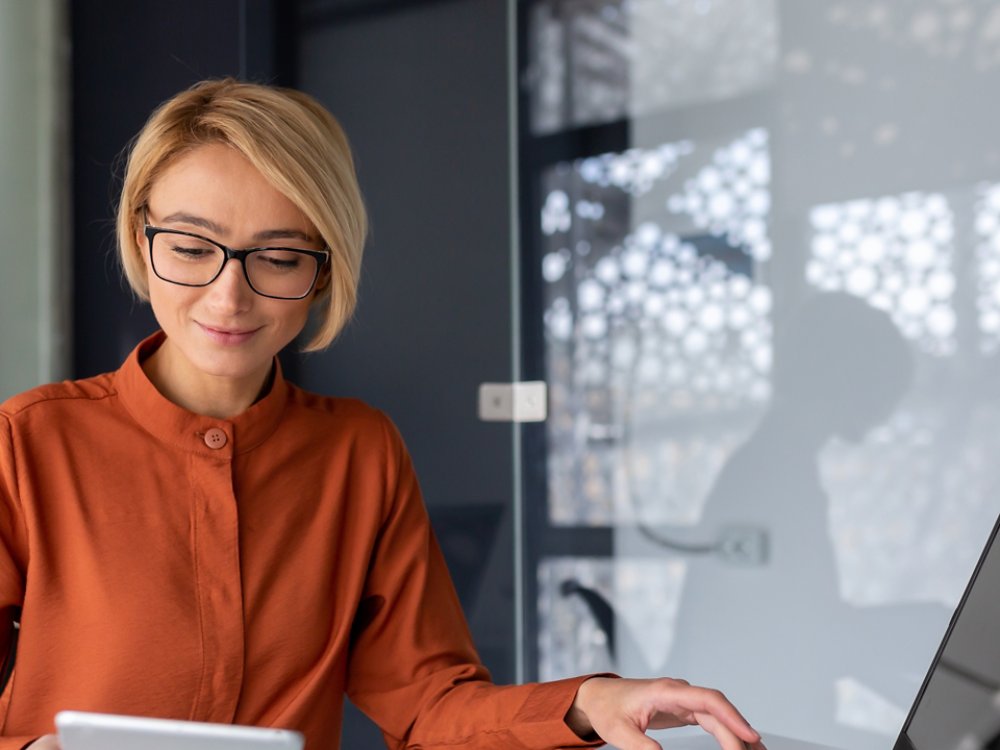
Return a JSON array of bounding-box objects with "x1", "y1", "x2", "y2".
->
[{"x1": 478, "y1": 382, "x2": 547, "y2": 422}]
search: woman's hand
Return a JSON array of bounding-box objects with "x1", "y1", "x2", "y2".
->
[
  {"x1": 25, "y1": 735, "x2": 60, "y2": 749},
  {"x1": 565, "y1": 676, "x2": 766, "y2": 750}
]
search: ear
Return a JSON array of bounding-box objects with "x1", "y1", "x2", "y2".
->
[
  {"x1": 314, "y1": 263, "x2": 333, "y2": 294},
  {"x1": 135, "y1": 227, "x2": 149, "y2": 268}
]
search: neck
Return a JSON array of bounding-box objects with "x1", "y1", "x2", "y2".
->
[{"x1": 141, "y1": 339, "x2": 273, "y2": 419}]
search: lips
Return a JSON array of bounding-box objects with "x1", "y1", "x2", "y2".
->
[{"x1": 197, "y1": 322, "x2": 263, "y2": 345}]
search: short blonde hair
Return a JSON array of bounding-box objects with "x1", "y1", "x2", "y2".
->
[{"x1": 116, "y1": 78, "x2": 367, "y2": 351}]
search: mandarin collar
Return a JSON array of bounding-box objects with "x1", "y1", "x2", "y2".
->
[{"x1": 115, "y1": 330, "x2": 289, "y2": 457}]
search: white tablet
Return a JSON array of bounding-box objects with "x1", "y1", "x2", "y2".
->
[{"x1": 56, "y1": 711, "x2": 304, "y2": 750}]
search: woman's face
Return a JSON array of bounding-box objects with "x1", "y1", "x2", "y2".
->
[{"x1": 139, "y1": 143, "x2": 322, "y2": 391}]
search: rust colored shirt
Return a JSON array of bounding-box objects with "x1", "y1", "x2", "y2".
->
[{"x1": 0, "y1": 332, "x2": 597, "y2": 749}]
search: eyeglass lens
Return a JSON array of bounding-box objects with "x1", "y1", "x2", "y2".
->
[{"x1": 150, "y1": 231, "x2": 321, "y2": 299}]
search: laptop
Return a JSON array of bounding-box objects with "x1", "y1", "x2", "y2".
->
[
  {"x1": 667, "y1": 510, "x2": 1000, "y2": 750},
  {"x1": 56, "y1": 711, "x2": 303, "y2": 750}
]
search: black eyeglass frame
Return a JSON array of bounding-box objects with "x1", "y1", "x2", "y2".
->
[{"x1": 144, "y1": 225, "x2": 331, "y2": 300}]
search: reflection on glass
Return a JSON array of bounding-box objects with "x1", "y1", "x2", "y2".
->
[
  {"x1": 663, "y1": 292, "x2": 949, "y2": 746},
  {"x1": 541, "y1": 131, "x2": 773, "y2": 527},
  {"x1": 835, "y1": 677, "x2": 908, "y2": 739},
  {"x1": 807, "y1": 192, "x2": 956, "y2": 356},
  {"x1": 666, "y1": 129, "x2": 772, "y2": 263},
  {"x1": 822, "y1": 2, "x2": 1000, "y2": 70},
  {"x1": 802, "y1": 185, "x2": 1000, "y2": 619},
  {"x1": 975, "y1": 182, "x2": 1000, "y2": 354},
  {"x1": 525, "y1": 1, "x2": 1000, "y2": 748},
  {"x1": 537, "y1": 557, "x2": 684, "y2": 682},
  {"x1": 527, "y1": 0, "x2": 779, "y2": 135}
]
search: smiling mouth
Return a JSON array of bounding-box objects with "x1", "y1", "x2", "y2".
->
[{"x1": 197, "y1": 322, "x2": 263, "y2": 344}]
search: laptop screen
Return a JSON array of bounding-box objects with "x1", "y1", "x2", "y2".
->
[{"x1": 895, "y1": 515, "x2": 1000, "y2": 750}]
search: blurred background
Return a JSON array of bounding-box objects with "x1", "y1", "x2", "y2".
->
[{"x1": 4, "y1": 1, "x2": 1000, "y2": 748}]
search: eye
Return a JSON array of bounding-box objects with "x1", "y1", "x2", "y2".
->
[
  {"x1": 256, "y1": 250, "x2": 305, "y2": 271},
  {"x1": 164, "y1": 235, "x2": 218, "y2": 260},
  {"x1": 171, "y1": 244, "x2": 214, "y2": 259}
]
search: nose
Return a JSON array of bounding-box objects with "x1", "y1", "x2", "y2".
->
[{"x1": 205, "y1": 257, "x2": 254, "y2": 313}]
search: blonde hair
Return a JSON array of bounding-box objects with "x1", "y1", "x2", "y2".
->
[{"x1": 116, "y1": 78, "x2": 367, "y2": 351}]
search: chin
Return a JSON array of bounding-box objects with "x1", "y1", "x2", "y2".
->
[{"x1": 190, "y1": 348, "x2": 272, "y2": 381}]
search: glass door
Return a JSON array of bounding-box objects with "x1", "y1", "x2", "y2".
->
[{"x1": 515, "y1": 2, "x2": 1000, "y2": 747}]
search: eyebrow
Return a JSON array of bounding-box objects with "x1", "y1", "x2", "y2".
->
[{"x1": 159, "y1": 211, "x2": 318, "y2": 244}]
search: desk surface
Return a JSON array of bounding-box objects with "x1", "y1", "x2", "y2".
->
[{"x1": 659, "y1": 730, "x2": 843, "y2": 750}]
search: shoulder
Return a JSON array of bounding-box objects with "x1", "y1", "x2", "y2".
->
[
  {"x1": 283, "y1": 384, "x2": 405, "y2": 449},
  {"x1": 285, "y1": 384, "x2": 387, "y2": 426},
  {"x1": 0, "y1": 372, "x2": 117, "y2": 422}
]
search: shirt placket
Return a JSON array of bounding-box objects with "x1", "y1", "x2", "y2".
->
[{"x1": 190, "y1": 423, "x2": 245, "y2": 723}]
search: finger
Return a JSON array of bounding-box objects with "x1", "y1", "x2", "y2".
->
[
  {"x1": 598, "y1": 719, "x2": 663, "y2": 750},
  {"x1": 681, "y1": 686, "x2": 761, "y2": 743},
  {"x1": 702, "y1": 719, "x2": 767, "y2": 750},
  {"x1": 697, "y1": 713, "x2": 761, "y2": 750},
  {"x1": 643, "y1": 683, "x2": 753, "y2": 736}
]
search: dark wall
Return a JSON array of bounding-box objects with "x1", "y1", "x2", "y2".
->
[
  {"x1": 296, "y1": 0, "x2": 517, "y2": 683},
  {"x1": 299, "y1": 1, "x2": 519, "y2": 742},
  {"x1": 297, "y1": 0, "x2": 514, "y2": 511}
]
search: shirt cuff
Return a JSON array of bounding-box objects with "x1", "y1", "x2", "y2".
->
[{"x1": 510, "y1": 674, "x2": 619, "y2": 749}]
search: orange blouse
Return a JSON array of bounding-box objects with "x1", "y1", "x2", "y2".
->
[{"x1": 0, "y1": 332, "x2": 596, "y2": 749}]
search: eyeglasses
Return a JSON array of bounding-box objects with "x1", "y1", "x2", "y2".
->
[{"x1": 144, "y1": 225, "x2": 330, "y2": 300}]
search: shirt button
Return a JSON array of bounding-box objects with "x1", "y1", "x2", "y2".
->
[{"x1": 203, "y1": 427, "x2": 228, "y2": 449}]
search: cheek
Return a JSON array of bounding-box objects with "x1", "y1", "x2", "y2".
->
[
  {"x1": 146, "y1": 277, "x2": 198, "y2": 323},
  {"x1": 265, "y1": 303, "x2": 312, "y2": 355},
  {"x1": 273, "y1": 300, "x2": 312, "y2": 338},
  {"x1": 145, "y1": 260, "x2": 170, "y2": 305}
]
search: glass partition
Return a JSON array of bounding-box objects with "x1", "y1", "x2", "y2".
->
[
  {"x1": 0, "y1": 0, "x2": 69, "y2": 400},
  {"x1": 518, "y1": 2, "x2": 1000, "y2": 747}
]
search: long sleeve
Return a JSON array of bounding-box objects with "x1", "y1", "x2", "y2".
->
[
  {"x1": 345, "y1": 416, "x2": 602, "y2": 750},
  {"x1": 0, "y1": 415, "x2": 37, "y2": 750}
]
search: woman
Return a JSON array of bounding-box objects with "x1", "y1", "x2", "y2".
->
[{"x1": 0, "y1": 79, "x2": 764, "y2": 750}]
